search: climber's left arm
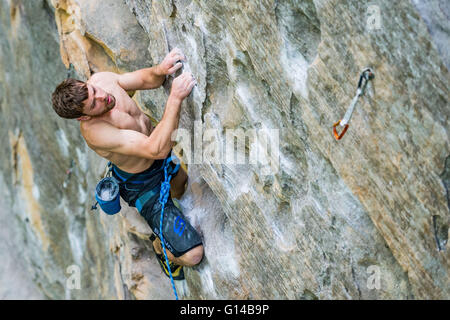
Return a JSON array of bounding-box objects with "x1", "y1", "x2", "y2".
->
[
  {"x1": 118, "y1": 48, "x2": 186, "y2": 91},
  {"x1": 118, "y1": 66, "x2": 165, "y2": 90}
]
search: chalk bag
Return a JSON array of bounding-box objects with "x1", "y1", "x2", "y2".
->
[{"x1": 95, "y1": 177, "x2": 121, "y2": 215}]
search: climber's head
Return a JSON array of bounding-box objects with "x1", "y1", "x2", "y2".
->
[
  {"x1": 77, "y1": 82, "x2": 116, "y2": 121},
  {"x1": 52, "y1": 78, "x2": 116, "y2": 121},
  {"x1": 51, "y1": 78, "x2": 88, "y2": 119}
]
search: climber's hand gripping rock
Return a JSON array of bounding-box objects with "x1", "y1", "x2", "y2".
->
[
  {"x1": 171, "y1": 71, "x2": 196, "y2": 100},
  {"x1": 157, "y1": 47, "x2": 187, "y2": 76}
]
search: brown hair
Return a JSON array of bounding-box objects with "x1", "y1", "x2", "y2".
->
[{"x1": 51, "y1": 78, "x2": 88, "y2": 119}]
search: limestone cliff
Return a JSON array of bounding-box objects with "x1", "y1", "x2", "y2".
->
[{"x1": 0, "y1": 0, "x2": 448, "y2": 299}]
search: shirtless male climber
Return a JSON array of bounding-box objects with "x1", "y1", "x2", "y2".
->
[{"x1": 51, "y1": 48, "x2": 203, "y2": 280}]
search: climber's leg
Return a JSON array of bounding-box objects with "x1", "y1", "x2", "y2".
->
[
  {"x1": 170, "y1": 166, "x2": 188, "y2": 199},
  {"x1": 141, "y1": 197, "x2": 204, "y2": 270},
  {"x1": 152, "y1": 237, "x2": 203, "y2": 267},
  {"x1": 144, "y1": 194, "x2": 203, "y2": 280}
]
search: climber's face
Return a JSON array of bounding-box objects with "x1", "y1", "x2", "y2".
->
[{"x1": 81, "y1": 83, "x2": 116, "y2": 117}]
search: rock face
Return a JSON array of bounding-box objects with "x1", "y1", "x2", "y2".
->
[{"x1": 0, "y1": 0, "x2": 448, "y2": 299}]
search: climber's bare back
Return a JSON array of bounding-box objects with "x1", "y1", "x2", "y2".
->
[{"x1": 80, "y1": 72, "x2": 155, "y2": 173}]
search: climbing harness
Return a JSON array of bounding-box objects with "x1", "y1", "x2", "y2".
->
[
  {"x1": 90, "y1": 157, "x2": 181, "y2": 299},
  {"x1": 91, "y1": 161, "x2": 162, "y2": 214},
  {"x1": 332, "y1": 68, "x2": 375, "y2": 140}
]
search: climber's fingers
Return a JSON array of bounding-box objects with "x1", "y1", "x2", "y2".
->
[
  {"x1": 171, "y1": 72, "x2": 196, "y2": 99},
  {"x1": 159, "y1": 49, "x2": 187, "y2": 75},
  {"x1": 169, "y1": 47, "x2": 187, "y2": 61},
  {"x1": 182, "y1": 72, "x2": 196, "y2": 83},
  {"x1": 167, "y1": 62, "x2": 183, "y2": 74},
  {"x1": 168, "y1": 48, "x2": 187, "y2": 64},
  {"x1": 178, "y1": 72, "x2": 196, "y2": 90},
  {"x1": 187, "y1": 78, "x2": 197, "y2": 91},
  {"x1": 169, "y1": 47, "x2": 181, "y2": 56},
  {"x1": 167, "y1": 55, "x2": 186, "y2": 66},
  {"x1": 182, "y1": 72, "x2": 196, "y2": 90}
]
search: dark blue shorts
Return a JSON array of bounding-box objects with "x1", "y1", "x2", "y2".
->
[{"x1": 111, "y1": 156, "x2": 202, "y2": 257}]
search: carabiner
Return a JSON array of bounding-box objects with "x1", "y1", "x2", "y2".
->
[
  {"x1": 357, "y1": 68, "x2": 375, "y2": 96},
  {"x1": 333, "y1": 68, "x2": 374, "y2": 140},
  {"x1": 333, "y1": 120, "x2": 349, "y2": 140}
]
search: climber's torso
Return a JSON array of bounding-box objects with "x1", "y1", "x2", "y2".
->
[{"x1": 80, "y1": 73, "x2": 155, "y2": 173}]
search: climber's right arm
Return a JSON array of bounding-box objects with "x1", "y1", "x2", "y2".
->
[
  {"x1": 83, "y1": 96, "x2": 180, "y2": 160},
  {"x1": 83, "y1": 120, "x2": 168, "y2": 160}
]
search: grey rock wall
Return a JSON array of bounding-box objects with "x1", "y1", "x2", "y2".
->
[{"x1": 0, "y1": 0, "x2": 448, "y2": 299}]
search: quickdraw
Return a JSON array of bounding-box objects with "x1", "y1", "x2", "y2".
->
[{"x1": 333, "y1": 68, "x2": 375, "y2": 140}]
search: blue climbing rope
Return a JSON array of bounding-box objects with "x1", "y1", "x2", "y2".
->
[{"x1": 159, "y1": 157, "x2": 180, "y2": 300}]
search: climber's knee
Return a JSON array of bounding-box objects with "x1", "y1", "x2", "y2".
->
[{"x1": 179, "y1": 245, "x2": 204, "y2": 267}]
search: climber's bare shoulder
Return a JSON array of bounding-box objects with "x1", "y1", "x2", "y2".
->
[{"x1": 80, "y1": 72, "x2": 156, "y2": 173}]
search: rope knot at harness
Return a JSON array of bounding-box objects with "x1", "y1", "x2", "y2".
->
[{"x1": 159, "y1": 181, "x2": 172, "y2": 205}]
